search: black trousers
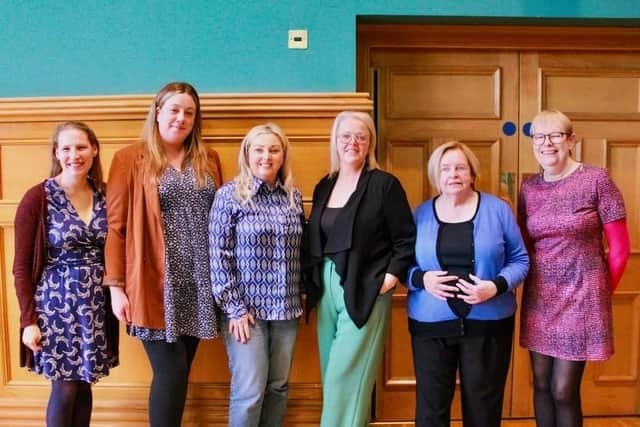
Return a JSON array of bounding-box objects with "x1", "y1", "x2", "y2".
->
[
  {"x1": 411, "y1": 331, "x2": 513, "y2": 427},
  {"x1": 142, "y1": 336, "x2": 200, "y2": 427}
]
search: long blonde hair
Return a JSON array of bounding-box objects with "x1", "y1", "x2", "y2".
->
[
  {"x1": 329, "y1": 111, "x2": 379, "y2": 176},
  {"x1": 234, "y1": 123, "x2": 297, "y2": 208},
  {"x1": 141, "y1": 82, "x2": 213, "y2": 187}
]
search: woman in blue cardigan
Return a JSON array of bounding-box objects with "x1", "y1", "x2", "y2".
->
[{"x1": 406, "y1": 141, "x2": 529, "y2": 427}]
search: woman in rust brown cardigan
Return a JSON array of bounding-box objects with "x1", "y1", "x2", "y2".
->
[
  {"x1": 104, "y1": 82, "x2": 222, "y2": 427},
  {"x1": 13, "y1": 121, "x2": 119, "y2": 426}
]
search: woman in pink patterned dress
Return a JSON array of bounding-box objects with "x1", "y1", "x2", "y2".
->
[{"x1": 519, "y1": 110, "x2": 630, "y2": 427}]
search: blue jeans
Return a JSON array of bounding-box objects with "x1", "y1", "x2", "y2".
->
[{"x1": 222, "y1": 316, "x2": 299, "y2": 427}]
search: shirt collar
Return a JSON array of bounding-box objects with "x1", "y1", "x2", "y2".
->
[{"x1": 251, "y1": 175, "x2": 285, "y2": 196}]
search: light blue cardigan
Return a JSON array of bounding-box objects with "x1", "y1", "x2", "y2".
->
[{"x1": 406, "y1": 192, "x2": 529, "y2": 322}]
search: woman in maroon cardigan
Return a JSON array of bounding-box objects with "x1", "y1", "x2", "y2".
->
[{"x1": 13, "y1": 121, "x2": 119, "y2": 427}]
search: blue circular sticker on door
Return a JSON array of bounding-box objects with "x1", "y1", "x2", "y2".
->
[
  {"x1": 522, "y1": 122, "x2": 532, "y2": 137},
  {"x1": 502, "y1": 121, "x2": 517, "y2": 136}
]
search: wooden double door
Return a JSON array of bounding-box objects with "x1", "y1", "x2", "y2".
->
[{"x1": 358, "y1": 24, "x2": 640, "y2": 422}]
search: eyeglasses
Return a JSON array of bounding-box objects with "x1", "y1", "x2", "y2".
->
[
  {"x1": 530, "y1": 132, "x2": 568, "y2": 145},
  {"x1": 338, "y1": 133, "x2": 369, "y2": 145}
]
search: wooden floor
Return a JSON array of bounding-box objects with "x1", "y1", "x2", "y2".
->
[{"x1": 371, "y1": 417, "x2": 640, "y2": 427}]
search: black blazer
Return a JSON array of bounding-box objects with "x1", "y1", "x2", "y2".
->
[{"x1": 304, "y1": 168, "x2": 416, "y2": 328}]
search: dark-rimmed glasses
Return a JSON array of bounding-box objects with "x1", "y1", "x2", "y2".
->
[{"x1": 530, "y1": 132, "x2": 568, "y2": 145}]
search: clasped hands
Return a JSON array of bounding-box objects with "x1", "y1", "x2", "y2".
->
[{"x1": 422, "y1": 270, "x2": 497, "y2": 304}]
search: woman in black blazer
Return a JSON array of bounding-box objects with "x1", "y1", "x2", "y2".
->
[{"x1": 305, "y1": 111, "x2": 416, "y2": 427}]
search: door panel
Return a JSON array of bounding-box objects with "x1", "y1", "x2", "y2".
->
[{"x1": 372, "y1": 48, "x2": 520, "y2": 420}]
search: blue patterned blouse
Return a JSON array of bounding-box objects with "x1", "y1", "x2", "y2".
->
[{"x1": 209, "y1": 176, "x2": 304, "y2": 321}]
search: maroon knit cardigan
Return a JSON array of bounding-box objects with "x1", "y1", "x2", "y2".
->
[{"x1": 13, "y1": 181, "x2": 119, "y2": 368}]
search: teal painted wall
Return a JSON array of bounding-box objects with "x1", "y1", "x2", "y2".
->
[{"x1": 1, "y1": 0, "x2": 639, "y2": 97}]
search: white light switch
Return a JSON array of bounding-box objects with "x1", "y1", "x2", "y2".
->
[{"x1": 288, "y1": 29, "x2": 308, "y2": 49}]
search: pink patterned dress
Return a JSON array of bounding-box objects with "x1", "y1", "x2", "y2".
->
[{"x1": 519, "y1": 164, "x2": 625, "y2": 361}]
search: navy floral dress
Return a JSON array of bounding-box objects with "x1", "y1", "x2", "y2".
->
[
  {"x1": 33, "y1": 178, "x2": 116, "y2": 383},
  {"x1": 128, "y1": 165, "x2": 219, "y2": 342}
]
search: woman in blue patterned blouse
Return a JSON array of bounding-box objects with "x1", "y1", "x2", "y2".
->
[{"x1": 209, "y1": 123, "x2": 304, "y2": 427}]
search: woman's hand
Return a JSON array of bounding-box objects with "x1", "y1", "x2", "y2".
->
[
  {"x1": 456, "y1": 274, "x2": 497, "y2": 304},
  {"x1": 379, "y1": 273, "x2": 399, "y2": 295},
  {"x1": 229, "y1": 313, "x2": 255, "y2": 344},
  {"x1": 422, "y1": 271, "x2": 459, "y2": 300},
  {"x1": 110, "y1": 286, "x2": 131, "y2": 323},
  {"x1": 22, "y1": 324, "x2": 42, "y2": 352}
]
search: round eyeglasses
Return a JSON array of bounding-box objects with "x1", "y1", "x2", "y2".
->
[{"x1": 338, "y1": 133, "x2": 369, "y2": 145}]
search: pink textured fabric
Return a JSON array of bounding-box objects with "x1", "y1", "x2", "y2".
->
[{"x1": 519, "y1": 165, "x2": 626, "y2": 361}]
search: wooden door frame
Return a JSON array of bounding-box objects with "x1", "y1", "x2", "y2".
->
[
  {"x1": 358, "y1": 21, "x2": 640, "y2": 420},
  {"x1": 357, "y1": 23, "x2": 640, "y2": 93}
]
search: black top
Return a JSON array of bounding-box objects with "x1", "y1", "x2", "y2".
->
[
  {"x1": 434, "y1": 195, "x2": 479, "y2": 318},
  {"x1": 437, "y1": 221, "x2": 474, "y2": 318},
  {"x1": 304, "y1": 168, "x2": 416, "y2": 328},
  {"x1": 320, "y1": 207, "x2": 341, "y2": 251}
]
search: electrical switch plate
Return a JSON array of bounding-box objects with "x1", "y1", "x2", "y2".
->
[{"x1": 288, "y1": 29, "x2": 308, "y2": 49}]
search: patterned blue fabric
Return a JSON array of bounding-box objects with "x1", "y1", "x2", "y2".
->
[
  {"x1": 33, "y1": 178, "x2": 116, "y2": 383},
  {"x1": 209, "y1": 177, "x2": 303, "y2": 321},
  {"x1": 128, "y1": 165, "x2": 218, "y2": 342}
]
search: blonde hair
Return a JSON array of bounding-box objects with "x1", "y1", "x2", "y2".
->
[
  {"x1": 530, "y1": 110, "x2": 573, "y2": 135},
  {"x1": 427, "y1": 141, "x2": 480, "y2": 193},
  {"x1": 141, "y1": 82, "x2": 213, "y2": 187},
  {"x1": 329, "y1": 111, "x2": 379, "y2": 176},
  {"x1": 234, "y1": 123, "x2": 297, "y2": 208},
  {"x1": 50, "y1": 121, "x2": 105, "y2": 192}
]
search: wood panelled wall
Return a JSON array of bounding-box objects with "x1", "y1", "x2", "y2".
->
[{"x1": 0, "y1": 93, "x2": 372, "y2": 426}]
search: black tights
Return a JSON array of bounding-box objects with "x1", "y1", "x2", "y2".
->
[
  {"x1": 530, "y1": 351, "x2": 586, "y2": 427},
  {"x1": 142, "y1": 336, "x2": 200, "y2": 427},
  {"x1": 46, "y1": 380, "x2": 92, "y2": 427}
]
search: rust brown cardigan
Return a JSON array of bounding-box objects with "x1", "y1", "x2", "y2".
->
[
  {"x1": 13, "y1": 182, "x2": 119, "y2": 368},
  {"x1": 104, "y1": 143, "x2": 222, "y2": 329}
]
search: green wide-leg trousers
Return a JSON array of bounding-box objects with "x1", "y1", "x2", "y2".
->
[{"x1": 317, "y1": 259, "x2": 392, "y2": 427}]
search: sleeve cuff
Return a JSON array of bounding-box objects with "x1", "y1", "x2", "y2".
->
[
  {"x1": 227, "y1": 305, "x2": 248, "y2": 320},
  {"x1": 411, "y1": 269, "x2": 425, "y2": 289},
  {"x1": 20, "y1": 310, "x2": 38, "y2": 329},
  {"x1": 103, "y1": 278, "x2": 125, "y2": 287},
  {"x1": 494, "y1": 276, "x2": 508, "y2": 295}
]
